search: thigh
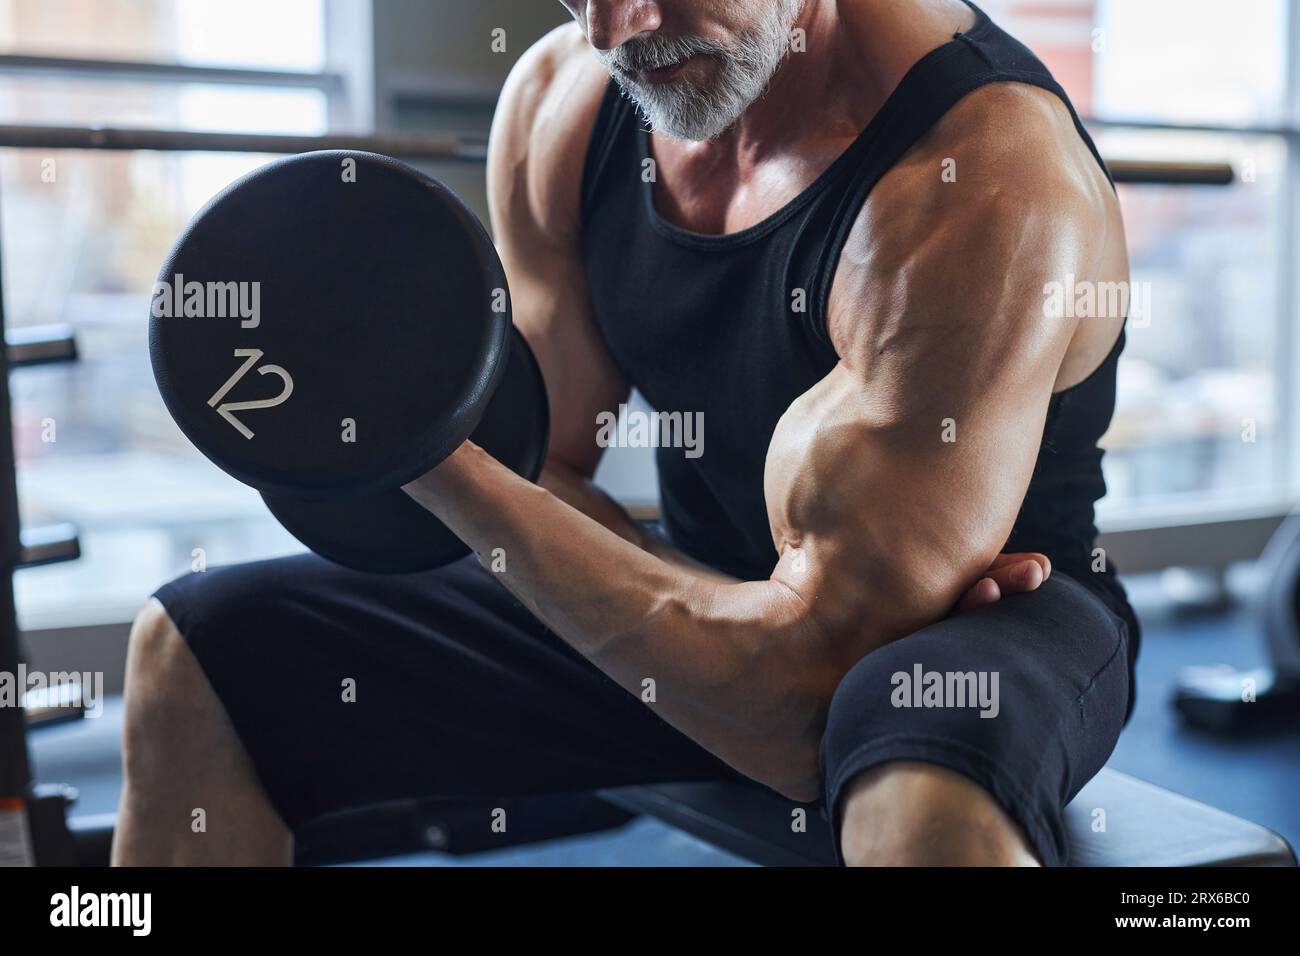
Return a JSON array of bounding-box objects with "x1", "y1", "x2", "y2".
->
[
  {"x1": 153, "y1": 553, "x2": 741, "y2": 829},
  {"x1": 819, "y1": 571, "x2": 1133, "y2": 867}
]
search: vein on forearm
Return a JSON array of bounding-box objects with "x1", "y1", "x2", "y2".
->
[{"x1": 406, "y1": 447, "x2": 824, "y2": 739}]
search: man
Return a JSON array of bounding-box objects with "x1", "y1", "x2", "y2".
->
[{"x1": 114, "y1": 0, "x2": 1137, "y2": 867}]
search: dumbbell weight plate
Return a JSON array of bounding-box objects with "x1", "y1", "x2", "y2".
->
[
  {"x1": 261, "y1": 325, "x2": 549, "y2": 573},
  {"x1": 150, "y1": 150, "x2": 511, "y2": 500}
]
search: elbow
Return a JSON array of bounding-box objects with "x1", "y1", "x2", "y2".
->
[
  {"x1": 745, "y1": 696, "x2": 826, "y2": 803},
  {"x1": 737, "y1": 625, "x2": 838, "y2": 804},
  {"x1": 682, "y1": 580, "x2": 839, "y2": 804},
  {"x1": 726, "y1": 672, "x2": 826, "y2": 802},
  {"x1": 763, "y1": 743, "x2": 825, "y2": 804}
]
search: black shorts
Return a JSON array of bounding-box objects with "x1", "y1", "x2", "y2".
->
[{"x1": 153, "y1": 547, "x2": 1136, "y2": 867}]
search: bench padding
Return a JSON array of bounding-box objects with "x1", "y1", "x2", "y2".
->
[{"x1": 600, "y1": 768, "x2": 1296, "y2": 867}]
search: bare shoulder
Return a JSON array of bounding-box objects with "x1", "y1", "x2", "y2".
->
[
  {"x1": 829, "y1": 81, "x2": 1118, "y2": 374},
  {"x1": 857, "y1": 81, "x2": 1113, "y2": 273},
  {"x1": 926, "y1": 82, "x2": 1111, "y2": 194},
  {"x1": 488, "y1": 23, "x2": 610, "y2": 244}
]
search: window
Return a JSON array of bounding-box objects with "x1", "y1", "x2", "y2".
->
[
  {"x1": 984, "y1": 0, "x2": 1294, "y2": 529},
  {"x1": 5, "y1": 1, "x2": 329, "y2": 628},
  {"x1": 0, "y1": 0, "x2": 325, "y2": 70},
  {"x1": 1096, "y1": 129, "x2": 1283, "y2": 517},
  {"x1": 1092, "y1": 0, "x2": 1288, "y2": 127}
]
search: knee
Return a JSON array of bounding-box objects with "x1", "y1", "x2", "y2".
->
[
  {"x1": 121, "y1": 599, "x2": 208, "y2": 772},
  {"x1": 125, "y1": 598, "x2": 190, "y2": 693},
  {"x1": 838, "y1": 761, "x2": 1040, "y2": 867}
]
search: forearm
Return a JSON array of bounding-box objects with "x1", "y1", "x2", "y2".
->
[
  {"x1": 403, "y1": 443, "x2": 829, "y2": 791},
  {"x1": 538, "y1": 460, "x2": 738, "y2": 585}
]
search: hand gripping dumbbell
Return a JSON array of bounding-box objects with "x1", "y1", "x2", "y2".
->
[{"x1": 149, "y1": 150, "x2": 548, "y2": 573}]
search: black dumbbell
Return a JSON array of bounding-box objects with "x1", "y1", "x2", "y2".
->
[{"x1": 149, "y1": 150, "x2": 548, "y2": 573}]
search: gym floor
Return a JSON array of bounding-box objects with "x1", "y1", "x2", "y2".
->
[{"x1": 30, "y1": 575, "x2": 1300, "y2": 866}]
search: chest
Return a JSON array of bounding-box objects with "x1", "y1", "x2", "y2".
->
[{"x1": 647, "y1": 132, "x2": 860, "y2": 236}]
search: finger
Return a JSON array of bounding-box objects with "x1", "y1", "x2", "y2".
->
[
  {"x1": 986, "y1": 552, "x2": 1052, "y2": 577},
  {"x1": 986, "y1": 558, "x2": 1044, "y2": 594},
  {"x1": 957, "y1": 576, "x2": 1001, "y2": 612}
]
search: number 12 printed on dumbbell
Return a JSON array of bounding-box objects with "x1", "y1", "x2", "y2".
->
[{"x1": 205, "y1": 349, "x2": 294, "y2": 440}]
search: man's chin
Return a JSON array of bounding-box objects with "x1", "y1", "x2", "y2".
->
[
  {"x1": 656, "y1": 109, "x2": 743, "y2": 143},
  {"x1": 643, "y1": 116, "x2": 723, "y2": 143},
  {"x1": 618, "y1": 90, "x2": 738, "y2": 142}
]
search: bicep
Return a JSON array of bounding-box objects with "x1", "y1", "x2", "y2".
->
[
  {"x1": 764, "y1": 361, "x2": 1051, "y2": 649},
  {"x1": 765, "y1": 196, "x2": 1095, "y2": 646}
]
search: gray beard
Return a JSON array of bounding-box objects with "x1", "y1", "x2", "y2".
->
[{"x1": 596, "y1": 0, "x2": 804, "y2": 142}]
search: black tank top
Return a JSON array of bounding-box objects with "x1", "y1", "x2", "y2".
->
[{"x1": 580, "y1": 2, "x2": 1135, "y2": 626}]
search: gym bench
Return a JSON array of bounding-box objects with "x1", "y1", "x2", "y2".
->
[
  {"x1": 599, "y1": 770, "x2": 1297, "y2": 867},
  {"x1": 43, "y1": 771, "x2": 1300, "y2": 867}
]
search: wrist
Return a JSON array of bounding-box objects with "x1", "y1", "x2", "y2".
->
[{"x1": 402, "y1": 440, "x2": 485, "y2": 505}]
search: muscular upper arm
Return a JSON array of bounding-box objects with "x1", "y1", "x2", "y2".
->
[
  {"x1": 487, "y1": 24, "x2": 625, "y2": 477},
  {"x1": 764, "y1": 84, "x2": 1117, "y2": 660}
]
